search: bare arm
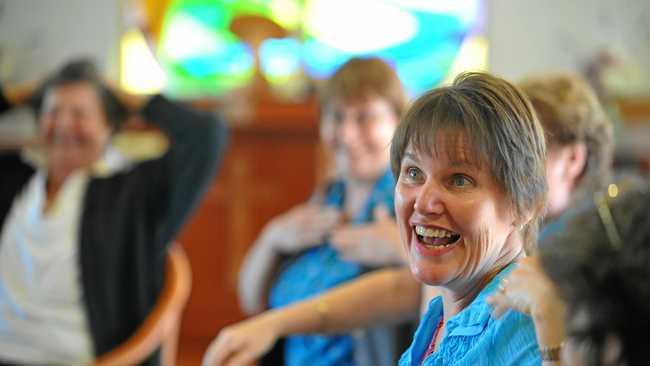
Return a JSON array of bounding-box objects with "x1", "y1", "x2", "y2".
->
[
  {"x1": 274, "y1": 266, "x2": 419, "y2": 334},
  {"x1": 237, "y1": 228, "x2": 283, "y2": 315},
  {"x1": 206, "y1": 267, "x2": 420, "y2": 366},
  {"x1": 238, "y1": 203, "x2": 342, "y2": 314}
]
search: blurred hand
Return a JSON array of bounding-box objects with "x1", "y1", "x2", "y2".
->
[
  {"x1": 330, "y1": 206, "x2": 405, "y2": 266},
  {"x1": 263, "y1": 203, "x2": 342, "y2": 254},
  {"x1": 4, "y1": 80, "x2": 40, "y2": 106},
  {"x1": 202, "y1": 313, "x2": 281, "y2": 366},
  {"x1": 487, "y1": 256, "x2": 566, "y2": 321}
]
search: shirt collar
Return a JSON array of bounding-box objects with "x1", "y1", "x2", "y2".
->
[{"x1": 445, "y1": 262, "x2": 517, "y2": 337}]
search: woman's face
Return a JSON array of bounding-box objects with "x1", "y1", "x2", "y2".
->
[
  {"x1": 39, "y1": 82, "x2": 111, "y2": 176},
  {"x1": 322, "y1": 96, "x2": 398, "y2": 181},
  {"x1": 394, "y1": 134, "x2": 522, "y2": 291},
  {"x1": 545, "y1": 142, "x2": 587, "y2": 219}
]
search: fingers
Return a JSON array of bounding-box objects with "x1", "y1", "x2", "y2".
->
[
  {"x1": 330, "y1": 226, "x2": 364, "y2": 247},
  {"x1": 225, "y1": 350, "x2": 257, "y2": 366},
  {"x1": 268, "y1": 205, "x2": 342, "y2": 251},
  {"x1": 487, "y1": 292, "x2": 509, "y2": 318},
  {"x1": 373, "y1": 205, "x2": 392, "y2": 222},
  {"x1": 202, "y1": 332, "x2": 240, "y2": 366},
  {"x1": 488, "y1": 275, "x2": 534, "y2": 317},
  {"x1": 203, "y1": 330, "x2": 263, "y2": 366},
  {"x1": 330, "y1": 227, "x2": 371, "y2": 260}
]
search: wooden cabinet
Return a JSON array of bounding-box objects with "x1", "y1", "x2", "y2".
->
[{"x1": 175, "y1": 99, "x2": 322, "y2": 361}]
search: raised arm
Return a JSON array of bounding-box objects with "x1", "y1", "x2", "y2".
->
[
  {"x1": 0, "y1": 81, "x2": 40, "y2": 148},
  {"x1": 130, "y1": 93, "x2": 228, "y2": 251},
  {"x1": 1, "y1": 81, "x2": 39, "y2": 110},
  {"x1": 206, "y1": 267, "x2": 420, "y2": 366}
]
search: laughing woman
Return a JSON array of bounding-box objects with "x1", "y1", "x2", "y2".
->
[{"x1": 392, "y1": 72, "x2": 547, "y2": 365}]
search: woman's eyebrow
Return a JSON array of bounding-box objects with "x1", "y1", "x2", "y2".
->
[{"x1": 402, "y1": 151, "x2": 422, "y2": 162}]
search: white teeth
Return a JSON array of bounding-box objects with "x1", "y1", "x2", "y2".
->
[{"x1": 414, "y1": 225, "x2": 456, "y2": 238}]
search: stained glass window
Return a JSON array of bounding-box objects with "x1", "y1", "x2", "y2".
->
[{"x1": 150, "y1": 0, "x2": 486, "y2": 98}]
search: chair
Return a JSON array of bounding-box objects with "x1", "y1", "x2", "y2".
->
[{"x1": 92, "y1": 244, "x2": 192, "y2": 366}]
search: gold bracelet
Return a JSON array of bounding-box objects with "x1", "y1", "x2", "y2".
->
[
  {"x1": 539, "y1": 344, "x2": 562, "y2": 362},
  {"x1": 315, "y1": 299, "x2": 329, "y2": 332}
]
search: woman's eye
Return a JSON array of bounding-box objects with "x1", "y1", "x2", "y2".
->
[
  {"x1": 450, "y1": 174, "x2": 473, "y2": 188},
  {"x1": 405, "y1": 167, "x2": 421, "y2": 180}
]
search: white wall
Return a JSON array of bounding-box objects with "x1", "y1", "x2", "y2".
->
[
  {"x1": 487, "y1": 0, "x2": 650, "y2": 81},
  {"x1": 0, "y1": 0, "x2": 121, "y2": 83}
]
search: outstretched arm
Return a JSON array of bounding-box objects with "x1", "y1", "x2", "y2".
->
[{"x1": 206, "y1": 267, "x2": 420, "y2": 366}]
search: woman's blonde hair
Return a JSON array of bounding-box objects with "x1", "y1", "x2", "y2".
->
[
  {"x1": 519, "y1": 73, "x2": 614, "y2": 195},
  {"x1": 319, "y1": 57, "x2": 407, "y2": 117}
]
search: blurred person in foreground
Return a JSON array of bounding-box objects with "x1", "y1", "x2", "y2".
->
[
  {"x1": 489, "y1": 183, "x2": 650, "y2": 365},
  {"x1": 0, "y1": 59, "x2": 227, "y2": 365}
]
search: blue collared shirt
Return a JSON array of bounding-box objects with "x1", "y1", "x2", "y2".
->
[
  {"x1": 399, "y1": 263, "x2": 541, "y2": 366},
  {"x1": 268, "y1": 169, "x2": 396, "y2": 366}
]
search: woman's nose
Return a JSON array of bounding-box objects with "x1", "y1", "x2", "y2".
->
[
  {"x1": 52, "y1": 111, "x2": 74, "y2": 131},
  {"x1": 336, "y1": 117, "x2": 360, "y2": 147},
  {"x1": 414, "y1": 181, "x2": 445, "y2": 215}
]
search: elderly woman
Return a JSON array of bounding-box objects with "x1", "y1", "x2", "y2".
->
[
  {"x1": 0, "y1": 60, "x2": 227, "y2": 365},
  {"x1": 237, "y1": 57, "x2": 407, "y2": 366}
]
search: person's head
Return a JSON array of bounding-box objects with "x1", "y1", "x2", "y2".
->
[
  {"x1": 319, "y1": 57, "x2": 406, "y2": 182},
  {"x1": 541, "y1": 185, "x2": 650, "y2": 366},
  {"x1": 519, "y1": 73, "x2": 613, "y2": 218},
  {"x1": 390, "y1": 72, "x2": 547, "y2": 293},
  {"x1": 31, "y1": 59, "x2": 128, "y2": 179}
]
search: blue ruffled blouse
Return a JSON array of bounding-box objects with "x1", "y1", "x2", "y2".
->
[{"x1": 399, "y1": 263, "x2": 541, "y2": 366}]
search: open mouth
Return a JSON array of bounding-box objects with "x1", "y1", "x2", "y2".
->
[{"x1": 414, "y1": 225, "x2": 461, "y2": 248}]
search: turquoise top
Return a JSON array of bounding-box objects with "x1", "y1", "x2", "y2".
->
[{"x1": 399, "y1": 263, "x2": 541, "y2": 366}]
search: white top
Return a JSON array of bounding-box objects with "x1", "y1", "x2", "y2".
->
[
  {"x1": 0, "y1": 170, "x2": 93, "y2": 364},
  {"x1": 0, "y1": 144, "x2": 139, "y2": 364}
]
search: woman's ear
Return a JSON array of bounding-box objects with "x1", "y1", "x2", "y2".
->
[{"x1": 566, "y1": 142, "x2": 588, "y2": 182}]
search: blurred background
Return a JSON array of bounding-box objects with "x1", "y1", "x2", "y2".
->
[{"x1": 1, "y1": 0, "x2": 648, "y2": 364}]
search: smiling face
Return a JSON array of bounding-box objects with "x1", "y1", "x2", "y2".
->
[
  {"x1": 394, "y1": 134, "x2": 523, "y2": 291},
  {"x1": 39, "y1": 82, "x2": 111, "y2": 178},
  {"x1": 323, "y1": 96, "x2": 399, "y2": 181}
]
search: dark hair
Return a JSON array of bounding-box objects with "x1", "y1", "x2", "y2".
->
[
  {"x1": 390, "y1": 72, "x2": 547, "y2": 252},
  {"x1": 541, "y1": 183, "x2": 650, "y2": 365},
  {"x1": 30, "y1": 59, "x2": 128, "y2": 131}
]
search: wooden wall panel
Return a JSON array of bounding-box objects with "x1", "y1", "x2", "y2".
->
[{"x1": 175, "y1": 100, "x2": 321, "y2": 360}]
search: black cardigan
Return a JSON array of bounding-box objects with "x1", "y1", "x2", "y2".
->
[{"x1": 0, "y1": 92, "x2": 227, "y2": 364}]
